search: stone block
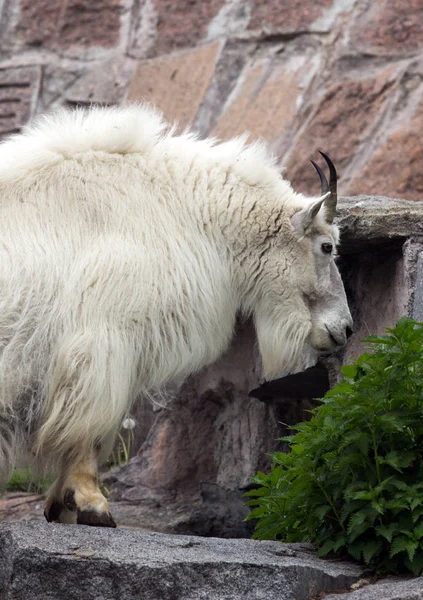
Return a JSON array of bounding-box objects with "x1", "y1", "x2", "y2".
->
[
  {"x1": 15, "y1": 0, "x2": 58, "y2": 50},
  {"x1": 151, "y1": 0, "x2": 225, "y2": 57},
  {"x1": 247, "y1": 0, "x2": 333, "y2": 33},
  {"x1": 345, "y1": 93, "x2": 423, "y2": 201},
  {"x1": 212, "y1": 54, "x2": 318, "y2": 151},
  {"x1": 127, "y1": 0, "x2": 158, "y2": 60},
  {"x1": 284, "y1": 66, "x2": 400, "y2": 196},
  {"x1": 38, "y1": 65, "x2": 84, "y2": 112},
  {"x1": 0, "y1": 521, "x2": 366, "y2": 600},
  {"x1": 348, "y1": 0, "x2": 423, "y2": 56},
  {"x1": 193, "y1": 40, "x2": 249, "y2": 137},
  {"x1": 127, "y1": 42, "x2": 221, "y2": 130},
  {"x1": 65, "y1": 57, "x2": 134, "y2": 106},
  {"x1": 0, "y1": 66, "x2": 41, "y2": 136},
  {"x1": 15, "y1": 0, "x2": 124, "y2": 52},
  {"x1": 336, "y1": 196, "x2": 423, "y2": 251}
]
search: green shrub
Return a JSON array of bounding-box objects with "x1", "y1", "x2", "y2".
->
[{"x1": 245, "y1": 317, "x2": 423, "y2": 575}]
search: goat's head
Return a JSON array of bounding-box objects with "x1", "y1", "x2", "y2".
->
[{"x1": 236, "y1": 152, "x2": 353, "y2": 380}]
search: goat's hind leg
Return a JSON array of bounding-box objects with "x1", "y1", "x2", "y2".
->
[
  {"x1": 40, "y1": 329, "x2": 129, "y2": 527},
  {"x1": 44, "y1": 446, "x2": 116, "y2": 527}
]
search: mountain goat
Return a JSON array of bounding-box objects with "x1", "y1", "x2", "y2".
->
[{"x1": 0, "y1": 105, "x2": 352, "y2": 526}]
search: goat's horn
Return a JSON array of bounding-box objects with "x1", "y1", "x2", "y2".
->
[
  {"x1": 310, "y1": 159, "x2": 329, "y2": 195},
  {"x1": 318, "y1": 151, "x2": 337, "y2": 224}
]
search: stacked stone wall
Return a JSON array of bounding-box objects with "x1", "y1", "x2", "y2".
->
[{"x1": 1, "y1": 0, "x2": 423, "y2": 199}]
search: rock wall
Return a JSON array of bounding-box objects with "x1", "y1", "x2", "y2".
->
[{"x1": 1, "y1": 0, "x2": 423, "y2": 200}]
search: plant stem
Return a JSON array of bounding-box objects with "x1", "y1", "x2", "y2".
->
[
  {"x1": 318, "y1": 483, "x2": 345, "y2": 532},
  {"x1": 371, "y1": 427, "x2": 382, "y2": 486}
]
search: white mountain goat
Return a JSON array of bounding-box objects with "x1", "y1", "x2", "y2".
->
[{"x1": 0, "y1": 105, "x2": 352, "y2": 526}]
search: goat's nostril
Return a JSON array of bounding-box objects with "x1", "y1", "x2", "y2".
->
[{"x1": 346, "y1": 326, "x2": 353, "y2": 340}]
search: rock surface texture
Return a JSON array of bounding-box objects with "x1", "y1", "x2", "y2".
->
[
  {"x1": 0, "y1": 0, "x2": 423, "y2": 201},
  {"x1": 0, "y1": 521, "x2": 367, "y2": 600},
  {"x1": 325, "y1": 577, "x2": 423, "y2": 600},
  {"x1": 2, "y1": 522, "x2": 423, "y2": 600}
]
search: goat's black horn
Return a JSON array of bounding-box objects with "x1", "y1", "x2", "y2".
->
[
  {"x1": 318, "y1": 151, "x2": 337, "y2": 223},
  {"x1": 310, "y1": 159, "x2": 329, "y2": 195}
]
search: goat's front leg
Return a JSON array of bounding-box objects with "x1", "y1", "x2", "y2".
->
[{"x1": 44, "y1": 449, "x2": 116, "y2": 527}]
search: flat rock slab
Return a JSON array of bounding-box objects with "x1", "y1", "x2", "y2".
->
[
  {"x1": 0, "y1": 521, "x2": 365, "y2": 600},
  {"x1": 337, "y1": 196, "x2": 423, "y2": 253},
  {"x1": 325, "y1": 576, "x2": 423, "y2": 599}
]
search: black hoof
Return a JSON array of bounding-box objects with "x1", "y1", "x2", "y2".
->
[
  {"x1": 44, "y1": 501, "x2": 65, "y2": 523},
  {"x1": 77, "y1": 509, "x2": 117, "y2": 528}
]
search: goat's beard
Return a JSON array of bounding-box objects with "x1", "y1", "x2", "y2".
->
[{"x1": 254, "y1": 304, "x2": 314, "y2": 381}]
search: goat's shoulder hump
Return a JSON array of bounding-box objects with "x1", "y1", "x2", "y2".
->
[
  {"x1": 0, "y1": 104, "x2": 285, "y2": 192},
  {"x1": 0, "y1": 104, "x2": 171, "y2": 182},
  {"x1": 16, "y1": 104, "x2": 166, "y2": 157}
]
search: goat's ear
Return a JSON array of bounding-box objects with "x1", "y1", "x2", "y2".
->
[{"x1": 290, "y1": 193, "x2": 329, "y2": 235}]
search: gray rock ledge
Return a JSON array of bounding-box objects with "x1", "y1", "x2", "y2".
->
[
  {"x1": 0, "y1": 521, "x2": 365, "y2": 600},
  {"x1": 325, "y1": 575, "x2": 423, "y2": 599},
  {"x1": 337, "y1": 196, "x2": 423, "y2": 252}
]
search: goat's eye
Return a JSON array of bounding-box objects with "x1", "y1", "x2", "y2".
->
[{"x1": 321, "y1": 242, "x2": 333, "y2": 254}]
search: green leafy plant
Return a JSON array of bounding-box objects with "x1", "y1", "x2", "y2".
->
[{"x1": 246, "y1": 317, "x2": 423, "y2": 575}]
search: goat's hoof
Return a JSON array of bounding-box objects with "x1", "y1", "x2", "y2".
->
[
  {"x1": 44, "y1": 501, "x2": 65, "y2": 523},
  {"x1": 77, "y1": 508, "x2": 116, "y2": 528},
  {"x1": 61, "y1": 487, "x2": 115, "y2": 527},
  {"x1": 63, "y1": 489, "x2": 77, "y2": 511}
]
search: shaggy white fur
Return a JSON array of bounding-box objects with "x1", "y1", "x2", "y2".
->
[{"x1": 0, "y1": 104, "x2": 351, "y2": 482}]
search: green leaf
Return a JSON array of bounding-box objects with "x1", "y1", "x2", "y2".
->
[
  {"x1": 245, "y1": 506, "x2": 272, "y2": 520},
  {"x1": 350, "y1": 490, "x2": 376, "y2": 501},
  {"x1": 348, "y1": 520, "x2": 372, "y2": 542},
  {"x1": 347, "y1": 510, "x2": 369, "y2": 534},
  {"x1": 414, "y1": 521, "x2": 423, "y2": 539},
  {"x1": 380, "y1": 451, "x2": 402, "y2": 472},
  {"x1": 390, "y1": 480, "x2": 410, "y2": 491},
  {"x1": 375, "y1": 523, "x2": 399, "y2": 543},
  {"x1": 318, "y1": 540, "x2": 336, "y2": 557},
  {"x1": 341, "y1": 365, "x2": 357, "y2": 380},
  {"x1": 314, "y1": 505, "x2": 331, "y2": 521},
  {"x1": 390, "y1": 536, "x2": 410, "y2": 558},
  {"x1": 404, "y1": 551, "x2": 423, "y2": 576},
  {"x1": 410, "y1": 498, "x2": 422, "y2": 512},
  {"x1": 333, "y1": 535, "x2": 347, "y2": 552},
  {"x1": 362, "y1": 540, "x2": 382, "y2": 564},
  {"x1": 244, "y1": 487, "x2": 272, "y2": 498},
  {"x1": 371, "y1": 500, "x2": 385, "y2": 515},
  {"x1": 406, "y1": 540, "x2": 419, "y2": 562},
  {"x1": 347, "y1": 541, "x2": 363, "y2": 561}
]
